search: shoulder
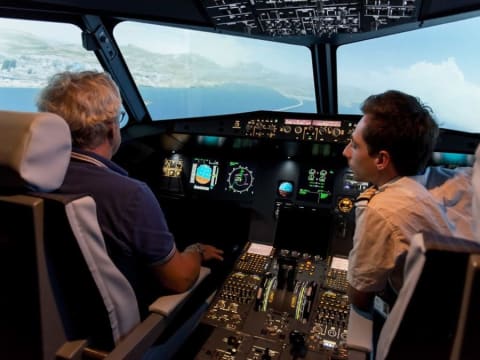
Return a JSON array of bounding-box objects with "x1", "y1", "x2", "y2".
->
[
  {"x1": 67, "y1": 162, "x2": 155, "y2": 206},
  {"x1": 377, "y1": 177, "x2": 430, "y2": 201},
  {"x1": 369, "y1": 178, "x2": 435, "y2": 215},
  {"x1": 355, "y1": 186, "x2": 378, "y2": 207},
  {"x1": 96, "y1": 164, "x2": 150, "y2": 193}
]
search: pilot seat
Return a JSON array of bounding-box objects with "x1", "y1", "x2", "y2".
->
[{"x1": 0, "y1": 110, "x2": 211, "y2": 360}]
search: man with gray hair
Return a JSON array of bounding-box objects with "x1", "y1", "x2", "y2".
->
[{"x1": 37, "y1": 70, "x2": 223, "y2": 318}]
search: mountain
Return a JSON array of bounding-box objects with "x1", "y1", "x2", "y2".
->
[{"x1": 0, "y1": 29, "x2": 314, "y2": 100}]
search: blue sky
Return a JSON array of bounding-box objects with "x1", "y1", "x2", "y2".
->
[
  {"x1": 337, "y1": 16, "x2": 480, "y2": 133},
  {"x1": 0, "y1": 18, "x2": 82, "y2": 42},
  {"x1": 113, "y1": 21, "x2": 312, "y2": 75}
]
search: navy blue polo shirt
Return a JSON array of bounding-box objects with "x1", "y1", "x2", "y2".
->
[{"x1": 57, "y1": 148, "x2": 176, "y2": 315}]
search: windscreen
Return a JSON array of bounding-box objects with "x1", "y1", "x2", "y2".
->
[
  {"x1": 114, "y1": 21, "x2": 316, "y2": 120},
  {"x1": 337, "y1": 15, "x2": 480, "y2": 133},
  {"x1": 0, "y1": 18, "x2": 106, "y2": 118}
]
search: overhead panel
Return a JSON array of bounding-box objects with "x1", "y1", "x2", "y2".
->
[{"x1": 200, "y1": 0, "x2": 417, "y2": 37}]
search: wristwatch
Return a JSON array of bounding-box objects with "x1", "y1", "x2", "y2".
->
[{"x1": 187, "y1": 243, "x2": 205, "y2": 260}]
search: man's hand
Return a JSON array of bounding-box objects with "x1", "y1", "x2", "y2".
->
[{"x1": 199, "y1": 244, "x2": 224, "y2": 261}]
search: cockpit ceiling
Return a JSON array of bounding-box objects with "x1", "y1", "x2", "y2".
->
[{"x1": 201, "y1": 0, "x2": 416, "y2": 37}]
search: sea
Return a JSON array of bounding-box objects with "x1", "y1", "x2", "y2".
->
[{"x1": 0, "y1": 84, "x2": 316, "y2": 120}]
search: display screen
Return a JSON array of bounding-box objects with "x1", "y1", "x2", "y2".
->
[
  {"x1": 312, "y1": 120, "x2": 341, "y2": 127},
  {"x1": 284, "y1": 118, "x2": 342, "y2": 127},
  {"x1": 274, "y1": 205, "x2": 331, "y2": 257},
  {"x1": 162, "y1": 157, "x2": 184, "y2": 178},
  {"x1": 432, "y1": 152, "x2": 475, "y2": 167},
  {"x1": 297, "y1": 167, "x2": 335, "y2": 205},
  {"x1": 189, "y1": 158, "x2": 219, "y2": 191},
  {"x1": 157, "y1": 156, "x2": 186, "y2": 194},
  {"x1": 285, "y1": 118, "x2": 312, "y2": 126},
  {"x1": 277, "y1": 180, "x2": 294, "y2": 198},
  {"x1": 225, "y1": 161, "x2": 255, "y2": 196},
  {"x1": 331, "y1": 256, "x2": 349, "y2": 271},
  {"x1": 247, "y1": 242, "x2": 274, "y2": 256}
]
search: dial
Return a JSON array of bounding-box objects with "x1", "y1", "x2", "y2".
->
[{"x1": 227, "y1": 165, "x2": 255, "y2": 193}]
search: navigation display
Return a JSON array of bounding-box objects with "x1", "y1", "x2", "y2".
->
[
  {"x1": 225, "y1": 161, "x2": 255, "y2": 196},
  {"x1": 189, "y1": 158, "x2": 220, "y2": 191},
  {"x1": 297, "y1": 167, "x2": 335, "y2": 205}
]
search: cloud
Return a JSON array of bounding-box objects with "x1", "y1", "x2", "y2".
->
[{"x1": 339, "y1": 58, "x2": 480, "y2": 132}]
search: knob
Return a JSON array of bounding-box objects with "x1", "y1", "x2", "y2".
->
[
  {"x1": 289, "y1": 330, "x2": 307, "y2": 358},
  {"x1": 261, "y1": 348, "x2": 272, "y2": 360}
]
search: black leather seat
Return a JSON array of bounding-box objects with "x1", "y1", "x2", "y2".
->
[
  {"x1": 0, "y1": 110, "x2": 211, "y2": 360},
  {"x1": 346, "y1": 231, "x2": 480, "y2": 360},
  {"x1": 375, "y1": 231, "x2": 480, "y2": 360}
]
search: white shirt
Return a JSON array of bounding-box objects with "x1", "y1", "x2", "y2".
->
[{"x1": 347, "y1": 176, "x2": 454, "y2": 293}]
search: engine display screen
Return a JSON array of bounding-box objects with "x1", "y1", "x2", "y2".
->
[
  {"x1": 297, "y1": 167, "x2": 335, "y2": 205},
  {"x1": 158, "y1": 156, "x2": 186, "y2": 194},
  {"x1": 162, "y1": 157, "x2": 184, "y2": 178}
]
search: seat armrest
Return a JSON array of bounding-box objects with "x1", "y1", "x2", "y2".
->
[
  {"x1": 56, "y1": 340, "x2": 89, "y2": 360},
  {"x1": 103, "y1": 313, "x2": 167, "y2": 360},
  {"x1": 71, "y1": 267, "x2": 211, "y2": 360},
  {"x1": 54, "y1": 316, "x2": 168, "y2": 360},
  {"x1": 149, "y1": 266, "x2": 211, "y2": 316},
  {"x1": 346, "y1": 307, "x2": 373, "y2": 353}
]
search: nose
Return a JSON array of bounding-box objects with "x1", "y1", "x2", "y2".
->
[{"x1": 343, "y1": 142, "x2": 351, "y2": 158}]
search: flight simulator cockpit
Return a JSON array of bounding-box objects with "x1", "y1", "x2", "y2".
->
[
  {"x1": 111, "y1": 110, "x2": 380, "y2": 359},
  {"x1": 2, "y1": 2, "x2": 480, "y2": 358},
  {"x1": 113, "y1": 106, "x2": 478, "y2": 359}
]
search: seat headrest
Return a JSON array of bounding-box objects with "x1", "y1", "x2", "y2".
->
[{"x1": 0, "y1": 110, "x2": 72, "y2": 192}]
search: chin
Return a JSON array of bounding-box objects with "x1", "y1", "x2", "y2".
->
[{"x1": 353, "y1": 173, "x2": 368, "y2": 183}]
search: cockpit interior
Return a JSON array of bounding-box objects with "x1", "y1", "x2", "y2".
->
[{"x1": 1, "y1": 1, "x2": 480, "y2": 359}]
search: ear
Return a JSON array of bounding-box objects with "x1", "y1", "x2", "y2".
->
[
  {"x1": 106, "y1": 125, "x2": 115, "y2": 143},
  {"x1": 375, "y1": 150, "x2": 391, "y2": 171}
]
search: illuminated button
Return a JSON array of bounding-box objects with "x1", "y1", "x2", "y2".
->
[{"x1": 338, "y1": 197, "x2": 354, "y2": 213}]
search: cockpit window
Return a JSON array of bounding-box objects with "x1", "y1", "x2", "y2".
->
[
  {"x1": 114, "y1": 21, "x2": 316, "y2": 121},
  {"x1": 0, "y1": 18, "x2": 102, "y2": 113},
  {"x1": 337, "y1": 15, "x2": 480, "y2": 133}
]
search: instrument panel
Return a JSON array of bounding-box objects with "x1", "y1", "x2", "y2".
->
[
  {"x1": 172, "y1": 111, "x2": 359, "y2": 144},
  {"x1": 200, "y1": 0, "x2": 416, "y2": 37},
  {"x1": 193, "y1": 243, "x2": 351, "y2": 360}
]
